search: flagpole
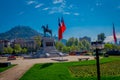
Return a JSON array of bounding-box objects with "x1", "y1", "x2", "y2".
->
[
  {"x1": 58, "y1": 17, "x2": 62, "y2": 60},
  {"x1": 58, "y1": 17, "x2": 66, "y2": 60},
  {"x1": 113, "y1": 23, "x2": 117, "y2": 44}
]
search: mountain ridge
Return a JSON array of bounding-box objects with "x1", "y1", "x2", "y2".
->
[
  {"x1": 0, "y1": 26, "x2": 41, "y2": 40},
  {"x1": 0, "y1": 26, "x2": 67, "y2": 44}
]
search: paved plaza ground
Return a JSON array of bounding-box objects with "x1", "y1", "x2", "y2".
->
[{"x1": 0, "y1": 56, "x2": 94, "y2": 80}]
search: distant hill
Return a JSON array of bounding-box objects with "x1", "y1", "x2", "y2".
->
[
  {"x1": 0, "y1": 26, "x2": 41, "y2": 40},
  {"x1": 0, "y1": 26, "x2": 67, "y2": 44}
]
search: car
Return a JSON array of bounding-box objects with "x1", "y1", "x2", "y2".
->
[{"x1": 7, "y1": 55, "x2": 16, "y2": 60}]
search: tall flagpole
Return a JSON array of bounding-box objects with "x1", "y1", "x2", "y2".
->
[
  {"x1": 58, "y1": 17, "x2": 62, "y2": 60},
  {"x1": 58, "y1": 17, "x2": 66, "y2": 60},
  {"x1": 113, "y1": 23, "x2": 117, "y2": 44}
]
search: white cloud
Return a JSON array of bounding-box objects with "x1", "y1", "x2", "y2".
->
[
  {"x1": 35, "y1": 3, "x2": 44, "y2": 8},
  {"x1": 60, "y1": 0, "x2": 66, "y2": 8},
  {"x1": 105, "y1": 33, "x2": 120, "y2": 43},
  {"x1": 49, "y1": 7, "x2": 57, "y2": 14},
  {"x1": 43, "y1": 7, "x2": 49, "y2": 11},
  {"x1": 18, "y1": 11, "x2": 24, "y2": 15},
  {"x1": 49, "y1": 11, "x2": 55, "y2": 14},
  {"x1": 49, "y1": 0, "x2": 66, "y2": 14},
  {"x1": 53, "y1": 0, "x2": 64, "y2": 4},
  {"x1": 105, "y1": 35, "x2": 113, "y2": 43},
  {"x1": 49, "y1": 7, "x2": 63, "y2": 14},
  {"x1": 73, "y1": 13, "x2": 79, "y2": 16},
  {"x1": 27, "y1": 0, "x2": 36, "y2": 5},
  {"x1": 63, "y1": 12, "x2": 70, "y2": 15}
]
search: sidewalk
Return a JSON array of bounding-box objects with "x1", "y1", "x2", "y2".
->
[{"x1": 0, "y1": 56, "x2": 94, "y2": 80}]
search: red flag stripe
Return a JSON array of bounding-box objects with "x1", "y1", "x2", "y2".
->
[
  {"x1": 113, "y1": 24, "x2": 117, "y2": 44},
  {"x1": 58, "y1": 17, "x2": 66, "y2": 41},
  {"x1": 61, "y1": 17, "x2": 66, "y2": 33},
  {"x1": 58, "y1": 18, "x2": 62, "y2": 40}
]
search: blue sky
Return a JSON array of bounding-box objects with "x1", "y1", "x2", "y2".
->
[{"x1": 0, "y1": 0, "x2": 120, "y2": 42}]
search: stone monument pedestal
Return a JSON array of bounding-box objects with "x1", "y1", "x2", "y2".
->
[{"x1": 35, "y1": 37, "x2": 61, "y2": 58}]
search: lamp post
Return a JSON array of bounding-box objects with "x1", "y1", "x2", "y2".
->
[{"x1": 91, "y1": 41, "x2": 104, "y2": 80}]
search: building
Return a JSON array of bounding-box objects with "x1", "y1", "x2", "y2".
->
[
  {"x1": 79, "y1": 36, "x2": 91, "y2": 43},
  {"x1": 12, "y1": 39, "x2": 37, "y2": 51},
  {"x1": 0, "y1": 40, "x2": 4, "y2": 53},
  {"x1": 25, "y1": 39, "x2": 37, "y2": 51},
  {"x1": 11, "y1": 39, "x2": 25, "y2": 48},
  {"x1": 0, "y1": 40, "x2": 10, "y2": 53},
  {"x1": 0, "y1": 38, "x2": 39, "y2": 53}
]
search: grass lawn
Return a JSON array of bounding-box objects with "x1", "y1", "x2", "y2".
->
[
  {"x1": 20, "y1": 56, "x2": 120, "y2": 80},
  {"x1": 0, "y1": 64, "x2": 16, "y2": 72}
]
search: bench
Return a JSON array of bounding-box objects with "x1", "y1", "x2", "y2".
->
[
  {"x1": 51, "y1": 58, "x2": 68, "y2": 61},
  {"x1": 0, "y1": 62, "x2": 11, "y2": 67},
  {"x1": 78, "y1": 58, "x2": 89, "y2": 61}
]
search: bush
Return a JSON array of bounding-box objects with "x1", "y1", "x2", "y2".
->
[{"x1": 106, "y1": 50, "x2": 120, "y2": 56}]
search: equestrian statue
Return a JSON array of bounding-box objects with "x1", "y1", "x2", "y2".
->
[{"x1": 41, "y1": 24, "x2": 52, "y2": 37}]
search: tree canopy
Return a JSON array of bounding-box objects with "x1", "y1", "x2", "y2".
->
[
  {"x1": 97, "y1": 33, "x2": 106, "y2": 42},
  {"x1": 3, "y1": 46, "x2": 13, "y2": 54},
  {"x1": 14, "y1": 44, "x2": 22, "y2": 53},
  {"x1": 56, "y1": 37, "x2": 91, "y2": 53}
]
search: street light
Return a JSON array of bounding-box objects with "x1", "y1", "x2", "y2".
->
[{"x1": 91, "y1": 41, "x2": 104, "y2": 80}]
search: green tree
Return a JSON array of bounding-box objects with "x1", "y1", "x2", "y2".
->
[
  {"x1": 104, "y1": 43, "x2": 120, "y2": 51},
  {"x1": 7, "y1": 46, "x2": 13, "y2": 54},
  {"x1": 3, "y1": 47, "x2": 8, "y2": 54},
  {"x1": 74, "y1": 38, "x2": 78, "y2": 46},
  {"x1": 34, "y1": 36, "x2": 41, "y2": 49},
  {"x1": 14, "y1": 44, "x2": 22, "y2": 53},
  {"x1": 97, "y1": 33, "x2": 106, "y2": 42},
  {"x1": 66, "y1": 37, "x2": 91, "y2": 52},
  {"x1": 70, "y1": 45, "x2": 79, "y2": 52},
  {"x1": 117, "y1": 46, "x2": 120, "y2": 50},
  {"x1": 104, "y1": 43, "x2": 113, "y2": 51},
  {"x1": 21, "y1": 48, "x2": 27, "y2": 54},
  {"x1": 78, "y1": 41, "x2": 84, "y2": 51},
  {"x1": 62, "y1": 46, "x2": 70, "y2": 53},
  {"x1": 3, "y1": 46, "x2": 13, "y2": 54},
  {"x1": 81, "y1": 39, "x2": 91, "y2": 51},
  {"x1": 55, "y1": 41, "x2": 64, "y2": 51},
  {"x1": 112, "y1": 44, "x2": 118, "y2": 50},
  {"x1": 66, "y1": 37, "x2": 75, "y2": 47},
  {"x1": 66, "y1": 37, "x2": 79, "y2": 48}
]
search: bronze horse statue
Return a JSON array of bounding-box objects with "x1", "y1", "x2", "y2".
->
[{"x1": 41, "y1": 24, "x2": 52, "y2": 37}]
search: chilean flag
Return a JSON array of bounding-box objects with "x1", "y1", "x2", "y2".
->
[
  {"x1": 113, "y1": 23, "x2": 117, "y2": 44},
  {"x1": 58, "y1": 17, "x2": 66, "y2": 41},
  {"x1": 61, "y1": 17, "x2": 66, "y2": 33}
]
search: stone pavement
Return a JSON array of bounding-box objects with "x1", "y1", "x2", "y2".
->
[{"x1": 0, "y1": 56, "x2": 94, "y2": 80}]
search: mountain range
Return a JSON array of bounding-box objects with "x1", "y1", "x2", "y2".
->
[
  {"x1": 0, "y1": 26, "x2": 67, "y2": 44},
  {"x1": 0, "y1": 26, "x2": 41, "y2": 40}
]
